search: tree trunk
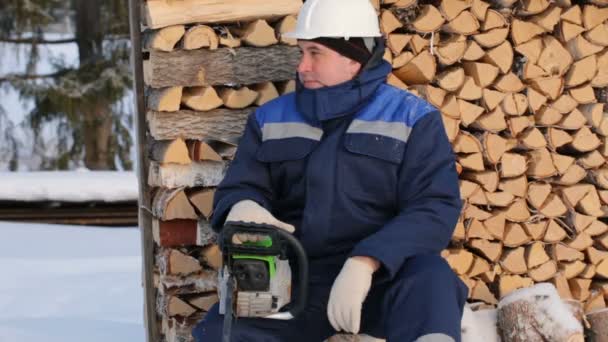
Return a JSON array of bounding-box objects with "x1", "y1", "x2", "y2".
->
[{"x1": 76, "y1": 0, "x2": 114, "y2": 170}]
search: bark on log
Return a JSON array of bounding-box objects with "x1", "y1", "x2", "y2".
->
[
  {"x1": 148, "y1": 161, "x2": 227, "y2": 188},
  {"x1": 497, "y1": 283, "x2": 584, "y2": 342},
  {"x1": 145, "y1": 45, "x2": 300, "y2": 88},
  {"x1": 147, "y1": 108, "x2": 252, "y2": 143}
]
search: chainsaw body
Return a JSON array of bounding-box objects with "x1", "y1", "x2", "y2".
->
[{"x1": 218, "y1": 222, "x2": 308, "y2": 320}]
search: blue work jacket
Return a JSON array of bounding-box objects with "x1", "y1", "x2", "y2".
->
[{"x1": 211, "y1": 59, "x2": 462, "y2": 283}]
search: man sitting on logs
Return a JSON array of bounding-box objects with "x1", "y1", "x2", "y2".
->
[{"x1": 193, "y1": 0, "x2": 467, "y2": 340}]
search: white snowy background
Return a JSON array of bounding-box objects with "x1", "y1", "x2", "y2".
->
[{"x1": 0, "y1": 172, "x2": 144, "y2": 342}]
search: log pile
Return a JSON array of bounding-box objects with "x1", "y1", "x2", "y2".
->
[
  {"x1": 138, "y1": 0, "x2": 608, "y2": 340},
  {"x1": 141, "y1": 1, "x2": 302, "y2": 341}
]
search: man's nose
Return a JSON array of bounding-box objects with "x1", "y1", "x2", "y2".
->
[{"x1": 297, "y1": 55, "x2": 312, "y2": 74}]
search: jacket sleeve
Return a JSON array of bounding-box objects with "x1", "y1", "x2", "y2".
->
[
  {"x1": 349, "y1": 110, "x2": 462, "y2": 280},
  {"x1": 210, "y1": 113, "x2": 274, "y2": 231}
]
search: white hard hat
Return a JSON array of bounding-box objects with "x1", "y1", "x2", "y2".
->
[{"x1": 283, "y1": 0, "x2": 382, "y2": 40}]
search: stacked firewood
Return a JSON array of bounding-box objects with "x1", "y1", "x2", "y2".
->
[
  {"x1": 142, "y1": 0, "x2": 302, "y2": 341},
  {"x1": 140, "y1": 0, "x2": 608, "y2": 340},
  {"x1": 376, "y1": 0, "x2": 608, "y2": 338}
]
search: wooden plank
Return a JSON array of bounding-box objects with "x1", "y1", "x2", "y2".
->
[
  {"x1": 147, "y1": 108, "x2": 252, "y2": 143},
  {"x1": 144, "y1": 45, "x2": 300, "y2": 88},
  {"x1": 144, "y1": 0, "x2": 302, "y2": 29}
]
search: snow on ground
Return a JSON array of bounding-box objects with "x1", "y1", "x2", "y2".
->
[
  {"x1": 0, "y1": 170, "x2": 138, "y2": 202},
  {"x1": 0, "y1": 221, "x2": 144, "y2": 342}
]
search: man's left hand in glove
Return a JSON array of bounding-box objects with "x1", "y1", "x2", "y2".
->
[{"x1": 327, "y1": 256, "x2": 380, "y2": 334}]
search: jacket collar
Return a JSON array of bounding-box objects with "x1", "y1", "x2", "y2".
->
[{"x1": 295, "y1": 41, "x2": 392, "y2": 122}]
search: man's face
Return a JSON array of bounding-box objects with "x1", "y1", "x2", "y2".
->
[{"x1": 297, "y1": 41, "x2": 362, "y2": 89}]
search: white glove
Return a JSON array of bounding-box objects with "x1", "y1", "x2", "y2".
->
[
  {"x1": 225, "y1": 200, "x2": 295, "y2": 243},
  {"x1": 327, "y1": 257, "x2": 376, "y2": 334}
]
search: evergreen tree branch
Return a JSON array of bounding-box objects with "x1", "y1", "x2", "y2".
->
[{"x1": 0, "y1": 70, "x2": 71, "y2": 83}]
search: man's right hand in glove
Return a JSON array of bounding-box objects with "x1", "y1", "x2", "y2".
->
[{"x1": 225, "y1": 200, "x2": 295, "y2": 243}]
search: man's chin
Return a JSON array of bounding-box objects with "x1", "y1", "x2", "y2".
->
[{"x1": 303, "y1": 81, "x2": 324, "y2": 89}]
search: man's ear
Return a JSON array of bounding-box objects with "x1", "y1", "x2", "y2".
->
[{"x1": 348, "y1": 59, "x2": 362, "y2": 77}]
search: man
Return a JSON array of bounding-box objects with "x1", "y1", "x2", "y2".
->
[{"x1": 193, "y1": 0, "x2": 467, "y2": 340}]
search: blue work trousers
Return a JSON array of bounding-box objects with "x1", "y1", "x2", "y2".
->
[{"x1": 193, "y1": 255, "x2": 468, "y2": 342}]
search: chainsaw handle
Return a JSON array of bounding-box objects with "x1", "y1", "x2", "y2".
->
[
  {"x1": 273, "y1": 227, "x2": 308, "y2": 318},
  {"x1": 220, "y1": 222, "x2": 309, "y2": 318}
]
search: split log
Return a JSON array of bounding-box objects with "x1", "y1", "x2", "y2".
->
[
  {"x1": 483, "y1": 89, "x2": 506, "y2": 111},
  {"x1": 463, "y1": 62, "x2": 499, "y2": 88},
  {"x1": 442, "y1": 11, "x2": 480, "y2": 35},
  {"x1": 411, "y1": 5, "x2": 445, "y2": 33},
  {"x1": 143, "y1": 0, "x2": 302, "y2": 29},
  {"x1": 582, "y1": 5, "x2": 608, "y2": 30},
  {"x1": 585, "y1": 23, "x2": 608, "y2": 47},
  {"x1": 147, "y1": 86, "x2": 183, "y2": 112},
  {"x1": 187, "y1": 188, "x2": 215, "y2": 220},
  {"x1": 145, "y1": 25, "x2": 185, "y2": 52},
  {"x1": 569, "y1": 278, "x2": 592, "y2": 301},
  {"x1": 497, "y1": 283, "x2": 584, "y2": 342},
  {"x1": 531, "y1": 5, "x2": 562, "y2": 31},
  {"x1": 145, "y1": 45, "x2": 300, "y2": 88},
  {"x1": 440, "y1": 0, "x2": 471, "y2": 21},
  {"x1": 499, "y1": 175, "x2": 528, "y2": 198},
  {"x1": 569, "y1": 84, "x2": 597, "y2": 104},
  {"x1": 520, "y1": 0, "x2": 551, "y2": 16},
  {"x1": 500, "y1": 247, "x2": 527, "y2": 274},
  {"x1": 539, "y1": 36, "x2": 573, "y2": 77},
  {"x1": 153, "y1": 188, "x2": 198, "y2": 220},
  {"x1": 437, "y1": 68, "x2": 465, "y2": 92},
  {"x1": 148, "y1": 161, "x2": 227, "y2": 188},
  {"x1": 388, "y1": 34, "x2": 412, "y2": 56},
  {"x1": 504, "y1": 223, "x2": 531, "y2": 247},
  {"x1": 471, "y1": 0, "x2": 490, "y2": 20},
  {"x1": 200, "y1": 244, "x2": 222, "y2": 270},
  {"x1": 565, "y1": 55, "x2": 597, "y2": 88},
  {"x1": 218, "y1": 87, "x2": 258, "y2": 109},
  {"x1": 561, "y1": 260, "x2": 588, "y2": 279},
  {"x1": 147, "y1": 108, "x2": 252, "y2": 142},
  {"x1": 561, "y1": 5, "x2": 582, "y2": 25},
  {"x1": 482, "y1": 10, "x2": 507, "y2": 31},
  {"x1": 232, "y1": 19, "x2": 278, "y2": 47},
  {"x1": 530, "y1": 77, "x2": 564, "y2": 101},
  {"x1": 276, "y1": 16, "x2": 297, "y2": 46},
  {"x1": 253, "y1": 82, "x2": 279, "y2": 106},
  {"x1": 528, "y1": 260, "x2": 558, "y2": 281},
  {"x1": 459, "y1": 99, "x2": 485, "y2": 126},
  {"x1": 568, "y1": 35, "x2": 603, "y2": 61},
  {"x1": 182, "y1": 25, "x2": 219, "y2": 50},
  {"x1": 276, "y1": 80, "x2": 295, "y2": 95},
  {"x1": 500, "y1": 152, "x2": 527, "y2": 178},
  {"x1": 187, "y1": 140, "x2": 222, "y2": 162},
  {"x1": 544, "y1": 219, "x2": 568, "y2": 243},
  {"x1": 463, "y1": 40, "x2": 485, "y2": 61},
  {"x1": 511, "y1": 19, "x2": 545, "y2": 45},
  {"x1": 436, "y1": 35, "x2": 467, "y2": 66},
  {"x1": 150, "y1": 138, "x2": 191, "y2": 164},
  {"x1": 473, "y1": 27, "x2": 509, "y2": 48},
  {"x1": 516, "y1": 38, "x2": 543, "y2": 64},
  {"x1": 468, "y1": 238, "x2": 503, "y2": 262},
  {"x1": 552, "y1": 95, "x2": 579, "y2": 114},
  {"x1": 494, "y1": 73, "x2": 525, "y2": 93},
  {"x1": 457, "y1": 76, "x2": 483, "y2": 100},
  {"x1": 471, "y1": 280, "x2": 498, "y2": 305},
  {"x1": 394, "y1": 50, "x2": 436, "y2": 85},
  {"x1": 561, "y1": 22, "x2": 586, "y2": 43},
  {"x1": 380, "y1": 9, "x2": 403, "y2": 35},
  {"x1": 444, "y1": 248, "x2": 475, "y2": 275},
  {"x1": 463, "y1": 170, "x2": 499, "y2": 192},
  {"x1": 527, "y1": 87, "x2": 548, "y2": 113},
  {"x1": 498, "y1": 274, "x2": 534, "y2": 298},
  {"x1": 392, "y1": 51, "x2": 415, "y2": 69},
  {"x1": 158, "y1": 248, "x2": 203, "y2": 276},
  {"x1": 482, "y1": 41, "x2": 513, "y2": 74},
  {"x1": 181, "y1": 86, "x2": 224, "y2": 111}
]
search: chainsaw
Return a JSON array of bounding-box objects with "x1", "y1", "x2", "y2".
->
[{"x1": 218, "y1": 221, "x2": 309, "y2": 342}]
